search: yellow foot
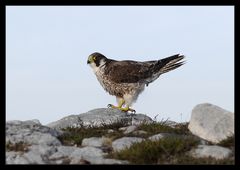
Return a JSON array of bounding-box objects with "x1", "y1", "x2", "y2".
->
[{"x1": 107, "y1": 104, "x2": 136, "y2": 113}]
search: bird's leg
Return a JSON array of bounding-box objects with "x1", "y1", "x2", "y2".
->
[
  {"x1": 107, "y1": 98, "x2": 125, "y2": 109},
  {"x1": 108, "y1": 101, "x2": 136, "y2": 113},
  {"x1": 119, "y1": 105, "x2": 136, "y2": 113}
]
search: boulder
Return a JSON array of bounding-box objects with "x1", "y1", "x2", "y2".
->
[
  {"x1": 119, "y1": 125, "x2": 138, "y2": 134},
  {"x1": 6, "y1": 120, "x2": 62, "y2": 146},
  {"x1": 49, "y1": 146, "x2": 76, "y2": 160},
  {"x1": 69, "y1": 146, "x2": 105, "y2": 163},
  {"x1": 68, "y1": 146, "x2": 128, "y2": 164},
  {"x1": 148, "y1": 133, "x2": 172, "y2": 141},
  {"x1": 189, "y1": 145, "x2": 233, "y2": 160},
  {"x1": 188, "y1": 103, "x2": 234, "y2": 143},
  {"x1": 47, "y1": 108, "x2": 153, "y2": 129},
  {"x1": 112, "y1": 137, "x2": 144, "y2": 151},
  {"x1": 81, "y1": 137, "x2": 110, "y2": 147},
  {"x1": 6, "y1": 152, "x2": 30, "y2": 164}
]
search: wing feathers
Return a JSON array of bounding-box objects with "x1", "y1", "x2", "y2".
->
[
  {"x1": 103, "y1": 54, "x2": 185, "y2": 84},
  {"x1": 158, "y1": 54, "x2": 185, "y2": 74}
]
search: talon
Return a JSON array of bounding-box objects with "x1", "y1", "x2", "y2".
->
[
  {"x1": 107, "y1": 103, "x2": 136, "y2": 113},
  {"x1": 128, "y1": 108, "x2": 136, "y2": 113},
  {"x1": 131, "y1": 109, "x2": 136, "y2": 114},
  {"x1": 107, "y1": 104, "x2": 113, "y2": 108}
]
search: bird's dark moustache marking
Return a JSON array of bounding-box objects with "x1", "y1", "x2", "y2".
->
[
  {"x1": 95, "y1": 59, "x2": 100, "y2": 67},
  {"x1": 90, "y1": 52, "x2": 108, "y2": 67}
]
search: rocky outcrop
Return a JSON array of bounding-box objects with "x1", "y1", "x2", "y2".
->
[
  {"x1": 47, "y1": 108, "x2": 153, "y2": 129},
  {"x1": 6, "y1": 119, "x2": 62, "y2": 146},
  {"x1": 6, "y1": 104, "x2": 234, "y2": 164},
  {"x1": 6, "y1": 119, "x2": 128, "y2": 164},
  {"x1": 188, "y1": 103, "x2": 234, "y2": 143},
  {"x1": 6, "y1": 108, "x2": 153, "y2": 164}
]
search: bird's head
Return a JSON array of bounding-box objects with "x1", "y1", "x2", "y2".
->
[{"x1": 87, "y1": 52, "x2": 107, "y2": 69}]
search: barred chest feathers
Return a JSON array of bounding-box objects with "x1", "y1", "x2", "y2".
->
[
  {"x1": 95, "y1": 66, "x2": 123, "y2": 96},
  {"x1": 94, "y1": 65, "x2": 143, "y2": 98}
]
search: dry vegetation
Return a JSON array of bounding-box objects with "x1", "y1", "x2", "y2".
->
[{"x1": 55, "y1": 120, "x2": 235, "y2": 164}]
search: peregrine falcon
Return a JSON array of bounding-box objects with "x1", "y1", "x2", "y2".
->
[{"x1": 87, "y1": 52, "x2": 185, "y2": 113}]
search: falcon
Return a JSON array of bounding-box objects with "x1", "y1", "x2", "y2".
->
[{"x1": 87, "y1": 52, "x2": 185, "y2": 113}]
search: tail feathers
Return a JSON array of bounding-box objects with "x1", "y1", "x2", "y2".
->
[{"x1": 155, "y1": 54, "x2": 185, "y2": 74}]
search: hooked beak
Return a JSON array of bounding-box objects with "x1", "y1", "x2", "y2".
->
[{"x1": 87, "y1": 55, "x2": 94, "y2": 64}]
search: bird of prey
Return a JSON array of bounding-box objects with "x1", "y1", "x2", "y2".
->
[{"x1": 87, "y1": 52, "x2": 185, "y2": 113}]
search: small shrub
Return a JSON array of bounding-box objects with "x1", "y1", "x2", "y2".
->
[
  {"x1": 58, "y1": 127, "x2": 106, "y2": 146},
  {"x1": 6, "y1": 141, "x2": 30, "y2": 152},
  {"x1": 173, "y1": 155, "x2": 234, "y2": 165},
  {"x1": 218, "y1": 135, "x2": 235, "y2": 148},
  {"x1": 58, "y1": 120, "x2": 128, "y2": 146},
  {"x1": 109, "y1": 136, "x2": 199, "y2": 164},
  {"x1": 137, "y1": 120, "x2": 190, "y2": 136}
]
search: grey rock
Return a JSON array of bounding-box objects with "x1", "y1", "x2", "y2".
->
[
  {"x1": 7, "y1": 119, "x2": 41, "y2": 125},
  {"x1": 22, "y1": 150, "x2": 45, "y2": 164},
  {"x1": 189, "y1": 145, "x2": 233, "y2": 160},
  {"x1": 164, "y1": 120, "x2": 179, "y2": 128},
  {"x1": 37, "y1": 133, "x2": 62, "y2": 146},
  {"x1": 70, "y1": 146, "x2": 105, "y2": 157},
  {"x1": 6, "y1": 152, "x2": 21, "y2": 164},
  {"x1": 81, "y1": 137, "x2": 109, "y2": 147},
  {"x1": 107, "y1": 129, "x2": 115, "y2": 133},
  {"x1": 28, "y1": 145, "x2": 57, "y2": 157},
  {"x1": 6, "y1": 149, "x2": 47, "y2": 164},
  {"x1": 69, "y1": 146, "x2": 106, "y2": 164},
  {"x1": 6, "y1": 152, "x2": 17, "y2": 164},
  {"x1": 49, "y1": 146, "x2": 76, "y2": 160},
  {"x1": 119, "y1": 127, "x2": 128, "y2": 131},
  {"x1": 6, "y1": 120, "x2": 62, "y2": 146},
  {"x1": 188, "y1": 103, "x2": 234, "y2": 143},
  {"x1": 85, "y1": 158, "x2": 129, "y2": 164},
  {"x1": 123, "y1": 125, "x2": 137, "y2": 134},
  {"x1": 148, "y1": 133, "x2": 172, "y2": 141},
  {"x1": 112, "y1": 137, "x2": 144, "y2": 152},
  {"x1": 55, "y1": 160, "x2": 64, "y2": 164},
  {"x1": 13, "y1": 156, "x2": 30, "y2": 164},
  {"x1": 10, "y1": 145, "x2": 58, "y2": 164},
  {"x1": 6, "y1": 152, "x2": 30, "y2": 164},
  {"x1": 69, "y1": 158, "x2": 88, "y2": 164},
  {"x1": 131, "y1": 113, "x2": 153, "y2": 126},
  {"x1": 47, "y1": 108, "x2": 153, "y2": 129}
]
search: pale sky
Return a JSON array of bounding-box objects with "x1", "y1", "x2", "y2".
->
[{"x1": 6, "y1": 6, "x2": 234, "y2": 125}]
